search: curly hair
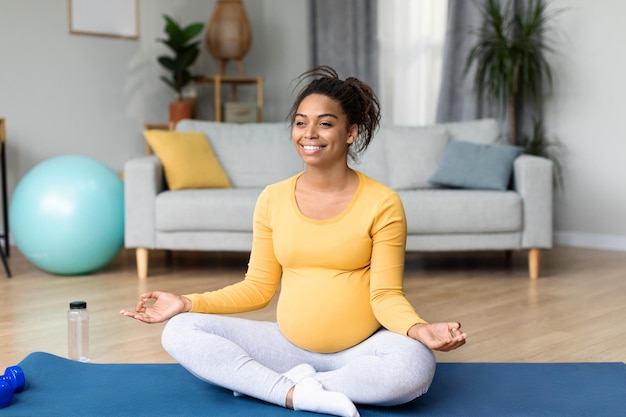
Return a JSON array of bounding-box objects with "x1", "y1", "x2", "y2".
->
[{"x1": 287, "y1": 66, "x2": 381, "y2": 161}]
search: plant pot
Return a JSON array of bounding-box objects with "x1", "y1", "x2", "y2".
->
[{"x1": 169, "y1": 99, "x2": 195, "y2": 124}]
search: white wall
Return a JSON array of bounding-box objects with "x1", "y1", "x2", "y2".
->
[
  {"x1": 1, "y1": 0, "x2": 625, "y2": 251},
  {"x1": 0, "y1": 0, "x2": 309, "y2": 214},
  {"x1": 545, "y1": 0, "x2": 626, "y2": 250}
]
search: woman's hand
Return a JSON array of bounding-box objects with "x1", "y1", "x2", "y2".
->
[
  {"x1": 120, "y1": 291, "x2": 191, "y2": 323},
  {"x1": 408, "y1": 322, "x2": 467, "y2": 352}
]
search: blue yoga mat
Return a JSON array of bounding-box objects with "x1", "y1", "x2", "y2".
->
[{"x1": 1, "y1": 352, "x2": 624, "y2": 416}]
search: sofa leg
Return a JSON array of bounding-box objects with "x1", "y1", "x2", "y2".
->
[
  {"x1": 136, "y1": 248, "x2": 149, "y2": 279},
  {"x1": 528, "y1": 248, "x2": 540, "y2": 280}
]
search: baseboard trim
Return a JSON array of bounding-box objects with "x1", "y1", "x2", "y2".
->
[{"x1": 555, "y1": 231, "x2": 626, "y2": 251}]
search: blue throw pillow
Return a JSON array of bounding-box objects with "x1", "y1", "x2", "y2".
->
[{"x1": 429, "y1": 140, "x2": 524, "y2": 190}]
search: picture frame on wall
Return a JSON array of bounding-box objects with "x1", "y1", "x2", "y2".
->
[{"x1": 68, "y1": 0, "x2": 139, "y2": 39}]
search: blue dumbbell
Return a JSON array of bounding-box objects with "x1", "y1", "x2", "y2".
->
[
  {"x1": 2, "y1": 366, "x2": 25, "y2": 393},
  {"x1": 0, "y1": 366, "x2": 25, "y2": 408}
]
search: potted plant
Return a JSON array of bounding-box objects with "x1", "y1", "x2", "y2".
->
[
  {"x1": 157, "y1": 14, "x2": 204, "y2": 123},
  {"x1": 465, "y1": 0, "x2": 566, "y2": 187},
  {"x1": 465, "y1": 0, "x2": 562, "y2": 143}
]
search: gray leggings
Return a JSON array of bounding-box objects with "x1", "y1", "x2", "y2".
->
[{"x1": 162, "y1": 313, "x2": 436, "y2": 408}]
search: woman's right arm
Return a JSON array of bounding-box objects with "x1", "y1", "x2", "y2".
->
[
  {"x1": 184, "y1": 188, "x2": 282, "y2": 314},
  {"x1": 122, "y1": 188, "x2": 282, "y2": 321},
  {"x1": 120, "y1": 291, "x2": 191, "y2": 323}
]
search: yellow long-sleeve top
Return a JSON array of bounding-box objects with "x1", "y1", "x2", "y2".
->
[{"x1": 185, "y1": 171, "x2": 427, "y2": 353}]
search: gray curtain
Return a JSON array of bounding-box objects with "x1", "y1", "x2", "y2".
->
[
  {"x1": 309, "y1": 0, "x2": 378, "y2": 92},
  {"x1": 436, "y1": 1, "x2": 498, "y2": 124},
  {"x1": 436, "y1": 0, "x2": 535, "y2": 143}
]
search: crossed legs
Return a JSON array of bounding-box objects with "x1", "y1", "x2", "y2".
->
[{"x1": 162, "y1": 313, "x2": 435, "y2": 415}]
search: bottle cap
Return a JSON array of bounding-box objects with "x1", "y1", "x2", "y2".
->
[{"x1": 69, "y1": 301, "x2": 87, "y2": 309}]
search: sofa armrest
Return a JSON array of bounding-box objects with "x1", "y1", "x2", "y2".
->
[
  {"x1": 123, "y1": 156, "x2": 164, "y2": 249},
  {"x1": 513, "y1": 154, "x2": 553, "y2": 249}
]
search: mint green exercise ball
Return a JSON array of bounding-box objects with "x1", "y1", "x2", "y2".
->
[{"x1": 9, "y1": 155, "x2": 124, "y2": 275}]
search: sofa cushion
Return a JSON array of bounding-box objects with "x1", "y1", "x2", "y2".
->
[
  {"x1": 355, "y1": 124, "x2": 449, "y2": 187},
  {"x1": 399, "y1": 189, "x2": 522, "y2": 234},
  {"x1": 155, "y1": 188, "x2": 262, "y2": 232},
  {"x1": 384, "y1": 129, "x2": 449, "y2": 189},
  {"x1": 441, "y1": 118, "x2": 501, "y2": 144},
  {"x1": 349, "y1": 135, "x2": 389, "y2": 184},
  {"x1": 176, "y1": 121, "x2": 303, "y2": 187},
  {"x1": 429, "y1": 140, "x2": 524, "y2": 191},
  {"x1": 144, "y1": 130, "x2": 231, "y2": 190},
  {"x1": 354, "y1": 119, "x2": 499, "y2": 189}
]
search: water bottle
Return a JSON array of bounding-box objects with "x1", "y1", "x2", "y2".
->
[{"x1": 68, "y1": 301, "x2": 90, "y2": 362}]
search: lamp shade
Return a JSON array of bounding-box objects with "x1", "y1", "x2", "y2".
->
[{"x1": 206, "y1": 0, "x2": 252, "y2": 73}]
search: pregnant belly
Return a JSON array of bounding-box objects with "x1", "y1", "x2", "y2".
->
[{"x1": 276, "y1": 274, "x2": 381, "y2": 353}]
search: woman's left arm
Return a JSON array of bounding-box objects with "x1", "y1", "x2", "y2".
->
[
  {"x1": 369, "y1": 192, "x2": 466, "y2": 352},
  {"x1": 369, "y1": 191, "x2": 427, "y2": 331}
]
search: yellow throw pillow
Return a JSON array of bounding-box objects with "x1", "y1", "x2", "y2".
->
[{"x1": 144, "y1": 130, "x2": 231, "y2": 190}]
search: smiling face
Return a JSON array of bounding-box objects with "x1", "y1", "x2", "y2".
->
[{"x1": 292, "y1": 94, "x2": 357, "y2": 169}]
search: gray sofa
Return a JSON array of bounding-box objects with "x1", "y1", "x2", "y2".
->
[{"x1": 124, "y1": 118, "x2": 553, "y2": 279}]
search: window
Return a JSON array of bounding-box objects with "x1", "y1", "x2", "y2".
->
[{"x1": 378, "y1": 0, "x2": 448, "y2": 125}]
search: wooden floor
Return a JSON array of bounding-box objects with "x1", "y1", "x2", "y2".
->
[{"x1": 1, "y1": 246, "x2": 625, "y2": 366}]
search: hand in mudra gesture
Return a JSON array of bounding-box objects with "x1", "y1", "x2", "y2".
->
[
  {"x1": 120, "y1": 291, "x2": 191, "y2": 323},
  {"x1": 409, "y1": 322, "x2": 467, "y2": 352}
]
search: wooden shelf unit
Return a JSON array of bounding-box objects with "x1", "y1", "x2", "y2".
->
[{"x1": 195, "y1": 76, "x2": 263, "y2": 122}]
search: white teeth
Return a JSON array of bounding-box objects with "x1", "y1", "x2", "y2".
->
[{"x1": 303, "y1": 145, "x2": 323, "y2": 150}]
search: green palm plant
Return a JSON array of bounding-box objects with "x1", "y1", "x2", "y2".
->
[
  {"x1": 518, "y1": 118, "x2": 566, "y2": 188},
  {"x1": 465, "y1": 0, "x2": 558, "y2": 146},
  {"x1": 157, "y1": 15, "x2": 204, "y2": 100}
]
